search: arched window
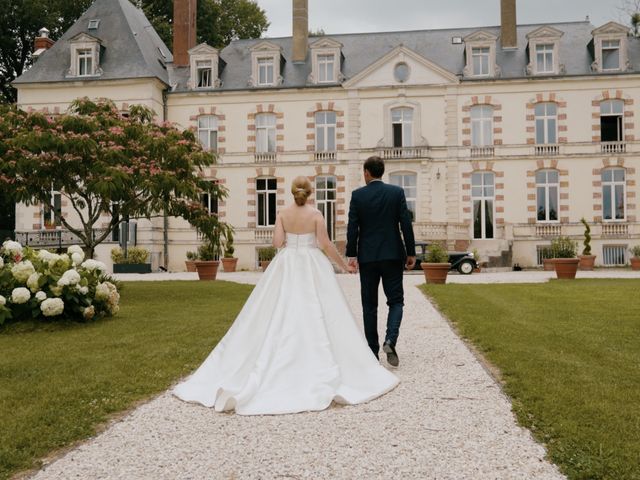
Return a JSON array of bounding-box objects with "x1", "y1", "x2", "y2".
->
[
  {"x1": 470, "y1": 105, "x2": 493, "y2": 147},
  {"x1": 602, "y1": 168, "x2": 626, "y2": 221},
  {"x1": 471, "y1": 172, "x2": 494, "y2": 239},
  {"x1": 536, "y1": 170, "x2": 559, "y2": 222}
]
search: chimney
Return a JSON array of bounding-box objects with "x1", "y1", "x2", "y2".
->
[
  {"x1": 173, "y1": 0, "x2": 197, "y2": 67},
  {"x1": 292, "y1": 0, "x2": 308, "y2": 63},
  {"x1": 33, "y1": 27, "x2": 54, "y2": 57},
  {"x1": 500, "y1": 0, "x2": 517, "y2": 49}
]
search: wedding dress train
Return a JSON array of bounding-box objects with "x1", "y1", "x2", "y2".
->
[{"x1": 173, "y1": 232, "x2": 399, "y2": 415}]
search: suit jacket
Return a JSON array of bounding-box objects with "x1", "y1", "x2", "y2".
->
[{"x1": 346, "y1": 180, "x2": 416, "y2": 264}]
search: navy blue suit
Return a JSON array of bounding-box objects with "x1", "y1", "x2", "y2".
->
[{"x1": 346, "y1": 180, "x2": 416, "y2": 356}]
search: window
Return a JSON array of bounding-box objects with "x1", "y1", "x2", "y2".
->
[
  {"x1": 257, "y1": 178, "x2": 277, "y2": 227},
  {"x1": 600, "y1": 100, "x2": 624, "y2": 142},
  {"x1": 472, "y1": 47, "x2": 490, "y2": 76},
  {"x1": 88, "y1": 19, "x2": 100, "y2": 30},
  {"x1": 471, "y1": 105, "x2": 493, "y2": 147},
  {"x1": 393, "y1": 62, "x2": 410, "y2": 83},
  {"x1": 196, "y1": 60, "x2": 213, "y2": 88},
  {"x1": 316, "y1": 176, "x2": 336, "y2": 240},
  {"x1": 315, "y1": 111, "x2": 336, "y2": 152},
  {"x1": 535, "y1": 44, "x2": 554, "y2": 73},
  {"x1": 471, "y1": 172, "x2": 494, "y2": 239},
  {"x1": 602, "y1": 168, "x2": 626, "y2": 221},
  {"x1": 197, "y1": 116, "x2": 218, "y2": 152},
  {"x1": 602, "y1": 245, "x2": 626, "y2": 265},
  {"x1": 391, "y1": 108, "x2": 413, "y2": 148},
  {"x1": 602, "y1": 39, "x2": 621, "y2": 71},
  {"x1": 389, "y1": 173, "x2": 417, "y2": 221},
  {"x1": 77, "y1": 49, "x2": 93, "y2": 76},
  {"x1": 536, "y1": 170, "x2": 559, "y2": 222},
  {"x1": 256, "y1": 114, "x2": 276, "y2": 153},
  {"x1": 201, "y1": 183, "x2": 219, "y2": 215},
  {"x1": 257, "y1": 57, "x2": 274, "y2": 85},
  {"x1": 535, "y1": 103, "x2": 557, "y2": 144},
  {"x1": 42, "y1": 189, "x2": 61, "y2": 228},
  {"x1": 317, "y1": 54, "x2": 335, "y2": 83}
]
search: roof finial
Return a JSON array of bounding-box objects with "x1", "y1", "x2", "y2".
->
[{"x1": 38, "y1": 27, "x2": 50, "y2": 38}]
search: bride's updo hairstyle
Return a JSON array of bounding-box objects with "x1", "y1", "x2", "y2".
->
[{"x1": 291, "y1": 176, "x2": 312, "y2": 206}]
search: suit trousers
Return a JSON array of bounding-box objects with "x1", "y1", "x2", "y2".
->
[{"x1": 358, "y1": 259, "x2": 405, "y2": 356}]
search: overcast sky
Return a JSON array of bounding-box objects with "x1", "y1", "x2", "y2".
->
[{"x1": 255, "y1": 0, "x2": 627, "y2": 38}]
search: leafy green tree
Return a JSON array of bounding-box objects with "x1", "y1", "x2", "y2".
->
[{"x1": 0, "y1": 98, "x2": 228, "y2": 258}]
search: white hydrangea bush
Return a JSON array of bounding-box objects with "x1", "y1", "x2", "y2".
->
[{"x1": 0, "y1": 241, "x2": 120, "y2": 325}]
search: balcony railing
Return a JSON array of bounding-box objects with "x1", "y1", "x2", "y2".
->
[
  {"x1": 470, "y1": 146, "x2": 495, "y2": 158},
  {"x1": 15, "y1": 229, "x2": 115, "y2": 250},
  {"x1": 535, "y1": 224, "x2": 562, "y2": 237},
  {"x1": 534, "y1": 144, "x2": 560, "y2": 156},
  {"x1": 601, "y1": 223, "x2": 628, "y2": 237},
  {"x1": 313, "y1": 151, "x2": 337, "y2": 162},
  {"x1": 379, "y1": 146, "x2": 428, "y2": 160},
  {"x1": 601, "y1": 141, "x2": 626, "y2": 154},
  {"x1": 254, "y1": 152, "x2": 277, "y2": 163},
  {"x1": 254, "y1": 228, "x2": 274, "y2": 243}
]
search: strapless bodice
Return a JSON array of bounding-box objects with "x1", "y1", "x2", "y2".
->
[{"x1": 285, "y1": 232, "x2": 318, "y2": 249}]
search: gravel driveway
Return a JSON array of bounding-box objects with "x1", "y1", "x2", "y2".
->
[{"x1": 28, "y1": 271, "x2": 579, "y2": 479}]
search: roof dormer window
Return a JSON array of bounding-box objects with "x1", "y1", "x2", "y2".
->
[
  {"x1": 249, "y1": 41, "x2": 283, "y2": 87},
  {"x1": 87, "y1": 19, "x2": 100, "y2": 30},
  {"x1": 463, "y1": 31, "x2": 499, "y2": 78},
  {"x1": 602, "y1": 40, "x2": 621, "y2": 70},
  {"x1": 591, "y1": 22, "x2": 630, "y2": 73},
  {"x1": 309, "y1": 38, "x2": 343, "y2": 84},
  {"x1": 67, "y1": 33, "x2": 102, "y2": 78},
  {"x1": 526, "y1": 26, "x2": 564, "y2": 76},
  {"x1": 77, "y1": 49, "x2": 93, "y2": 76},
  {"x1": 188, "y1": 43, "x2": 221, "y2": 89}
]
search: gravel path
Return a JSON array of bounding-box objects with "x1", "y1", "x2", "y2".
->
[{"x1": 28, "y1": 271, "x2": 580, "y2": 479}]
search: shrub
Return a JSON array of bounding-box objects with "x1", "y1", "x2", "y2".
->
[
  {"x1": 0, "y1": 241, "x2": 120, "y2": 325},
  {"x1": 197, "y1": 243, "x2": 218, "y2": 261},
  {"x1": 580, "y1": 218, "x2": 592, "y2": 256},
  {"x1": 630, "y1": 245, "x2": 640, "y2": 258},
  {"x1": 257, "y1": 246, "x2": 277, "y2": 262},
  {"x1": 186, "y1": 251, "x2": 198, "y2": 261},
  {"x1": 110, "y1": 247, "x2": 149, "y2": 264},
  {"x1": 550, "y1": 236, "x2": 578, "y2": 259},
  {"x1": 540, "y1": 246, "x2": 554, "y2": 260},
  {"x1": 224, "y1": 231, "x2": 235, "y2": 258},
  {"x1": 425, "y1": 243, "x2": 449, "y2": 263}
]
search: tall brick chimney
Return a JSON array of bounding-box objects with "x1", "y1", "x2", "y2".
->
[
  {"x1": 33, "y1": 27, "x2": 54, "y2": 56},
  {"x1": 500, "y1": 0, "x2": 517, "y2": 49},
  {"x1": 292, "y1": 0, "x2": 308, "y2": 63},
  {"x1": 173, "y1": 0, "x2": 197, "y2": 66}
]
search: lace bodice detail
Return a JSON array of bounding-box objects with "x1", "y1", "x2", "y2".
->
[{"x1": 285, "y1": 232, "x2": 318, "y2": 249}]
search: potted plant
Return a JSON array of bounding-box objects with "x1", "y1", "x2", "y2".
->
[
  {"x1": 541, "y1": 246, "x2": 556, "y2": 271},
  {"x1": 550, "y1": 236, "x2": 579, "y2": 279},
  {"x1": 188, "y1": 206, "x2": 232, "y2": 281},
  {"x1": 221, "y1": 231, "x2": 238, "y2": 273},
  {"x1": 257, "y1": 246, "x2": 277, "y2": 272},
  {"x1": 185, "y1": 251, "x2": 197, "y2": 272},
  {"x1": 111, "y1": 246, "x2": 152, "y2": 273},
  {"x1": 421, "y1": 243, "x2": 451, "y2": 284},
  {"x1": 578, "y1": 218, "x2": 596, "y2": 270},
  {"x1": 472, "y1": 248, "x2": 481, "y2": 272},
  {"x1": 630, "y1": 245, "x2": 640, "y2": 271}
]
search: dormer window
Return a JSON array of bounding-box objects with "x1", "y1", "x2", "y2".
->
[
  {"x1": 309, "y1": 38, "x2": 343, "y2": 84},
  {"x1": 67, "y1": 33, "x2": 102, "y2": 78},
  {"x1": 463, "y1": 31, "x2": 499, "y2": 78},
  {"x1": 188, "y1": 43, "x2": 220, "y2": 89},
  {"x1": 249, "y1": 41, "x2": 283, "y2": 87},
  {"x1": 591, "y1": 22, "x2": 630, "y2": 73},
  {"x1": 526, "y1": 26, "x2": 564, "y2": 76},
  {"x1": 87, "y1": 19, "x2": 100, "y2": 30}
]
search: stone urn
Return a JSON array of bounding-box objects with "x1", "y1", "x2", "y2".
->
[
  {"x1": 221, "y1": 257, "x2": 238, "y2": 272},
  {"x1": 554, "y1": 258, "x2": 579, "y2": 279},
  {"x1": 578, "y1": 255, "x2": 596, "y2": 271},
  {"x1": 194, "y1": 260, "x2": 220, "y2": 280},
  {"x1": 421, "y1": 263, "x2": 451, "y2": 284}
]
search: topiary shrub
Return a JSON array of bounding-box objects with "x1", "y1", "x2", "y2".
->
[{"x1": 580, "y1": 217, "x2": 592, "y2": 256}]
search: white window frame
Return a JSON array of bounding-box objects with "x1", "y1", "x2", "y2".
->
[
  {"x1": 389, "y1": 172, "x2": 417, "y2": 222},
  {"x1": 196, "y1": 59, "x2": 213, "y2": 88},
  {"x1": 535, "y1": 44, "x2": 555, "y2": 74},
  {"x1": 256, "y1": 177, "x2": 277, "y2": 227},
  {"x1": 592, "y1": 23, "x2": 629, "y2": 74},
  {"x1": 463, "y1": 31, "x2": 498, "y2": 78},
  {"x1": 200, "y1": 182, "x2": 219, "y2": 215},
  {"x1": 471, "y1": 47, "x2": 490, "y2": 76},
  {"x1": 315, "y1": 111, "x2": 336, "y2": 152},
  {"x1": 391, "y1": 107, "x2": 413, "y2": 148},
  {"x1": 77, "y1": 49, "x2": 93, "y2": 77},
  {"x1": 42, "y1": 188, "x2": 62, "y2": 228},
  {"x1": 317, "y1": 54, "x2": 335, "y2": 83},
  {"x1": 601, "y1": 39, "x2": 621, "y2": 71},
  {"x1": 600, "y1": 99, "x2": 624, "y2": 142},
  {"x1": 256, "y1": 113, "x2": 276, "y2": 153},
  {"x1": 68, "y1": 35, "x2": 101, "y2": 78},
  {"x1": 188, "y1": 45, "x2": 220, "y2": 90},
  {"x1": 602, "y1": 167, "x2": 626, "y2": 222},
  {"x1": 471, "y1": 172, "x2": 495, "y2": 239},
  {"x1": 257, "y1": 57, "x2": 275, "y2": 86},
  {"x1": 309, "y1": 38, "x2": 343, "y2": 85},
  {"x1": 197, "y1": 115, "x2": 218, "y2": 152},
  {"x1": 535, "y1": 170, "x2": 560, "y2": 223},
  {"x1": 471, "y1": 105, "x2": 493, "y2": 147},
  {"x1": 316, "y1": 176, "x2": 337, "y2": 240},
  {"x1": 535, "y1": 102, "x2": 558, "y2": 145}
]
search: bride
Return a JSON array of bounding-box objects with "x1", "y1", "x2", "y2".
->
[{"x1": 173, "y1": 176, "x2": 399, "y2": 415}]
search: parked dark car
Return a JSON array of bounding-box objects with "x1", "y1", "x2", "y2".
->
[{"x1": 412, "y1": 242, "x2": 477, "y2": 275}]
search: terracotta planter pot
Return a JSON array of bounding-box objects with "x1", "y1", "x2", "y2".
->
[
  {"x1": 260, "y1": 260, "x2": 271, "y2": 272},
  {"x1": 631, "y1": 257, "x2": 640, "y2": 271},
  {"x1": 221, "y1": 257, "x2": 238, "y2": 272},
  {"x1": 543, "y1": 258, "x2": 556, "y2": 271},
  {"x1": 554, "y1": 258, "x2": 580, "y2": 279},
  {"x1": 194, "y1": 260, "x2": 220, "y2": 280},
  {"x1": 578, "y1": 255, "x2": 596, "y2": 271},
  {"x1": 185, "y1": 260, "x2": 196, "y2": 272},
  {"x1": 421, "y1": 263, "x2": 451, "y2": 284}
]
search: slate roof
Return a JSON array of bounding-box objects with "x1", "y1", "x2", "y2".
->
[
  {"x1": 169, "y1": 21, "x2": 640, "y2": 92},
  {"x1": 13, "y1": 0, "x2": 171, "y2": 86}
]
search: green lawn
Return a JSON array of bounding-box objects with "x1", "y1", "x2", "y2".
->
[
  {"x1": 422, "y1": 279, "x2": 640, "y2": 480},
  {"x1": 0, "y1": 281, "x2": 252, "y2": 480}
]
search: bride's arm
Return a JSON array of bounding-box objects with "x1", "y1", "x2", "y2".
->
[
  {"x1": 272, "y1": 213, "x2": 285, "y2": 248},
  {"x1": 315, "y1": 212, "x2": 354, "y2": 273}
]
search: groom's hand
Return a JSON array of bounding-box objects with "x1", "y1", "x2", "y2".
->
[
  {"x1": 348, "y1": 257, "x2": 358, "y2": 273},
  {"x1": 405, "y1": 256, "x2": 416, "y2": 270}
]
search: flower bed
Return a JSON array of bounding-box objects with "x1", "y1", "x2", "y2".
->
[{"x1": 0, "y1": 240, "x2": 120, "y2": 325}]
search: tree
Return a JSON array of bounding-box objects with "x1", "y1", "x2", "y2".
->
[
  {"x1": 618, "y1": 0, "x2": 640, "y2": 36},
  {"x1": 0, "y1": 98, "x2": 228, "y2": 258},
  {"x1": 0, "y1": 0, "x2": 269, "y2": 103}
]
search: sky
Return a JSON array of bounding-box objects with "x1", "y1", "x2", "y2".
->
[{"x1": 254, "y1": 0, "x2": 628, "y2": 38}]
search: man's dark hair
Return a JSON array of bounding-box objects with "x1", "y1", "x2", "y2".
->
[{"x1": 363, "y1": 156, "x2": 385, "y2": 178}]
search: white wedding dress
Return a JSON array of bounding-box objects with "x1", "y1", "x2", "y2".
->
[{"x1": 173, "y1": 232, "x2": 399, "y2": 415}]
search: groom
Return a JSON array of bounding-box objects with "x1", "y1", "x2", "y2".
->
[{"x1": 346, "y1": 156, "x2": 416, "y2": 367}]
